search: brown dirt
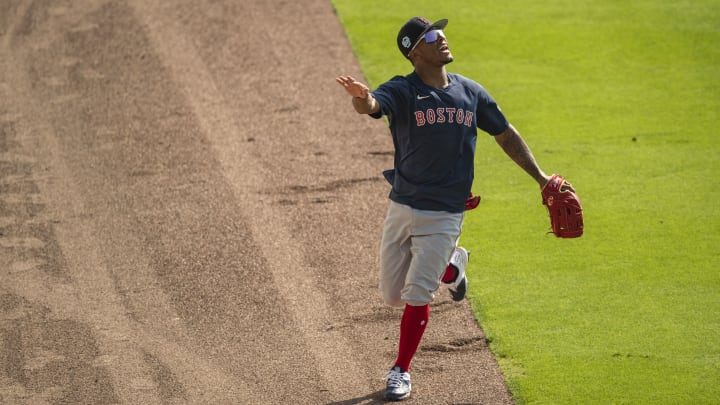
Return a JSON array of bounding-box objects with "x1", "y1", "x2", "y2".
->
[{"x1": 0, "y1": 1, "x2": 513, "y2": 404}]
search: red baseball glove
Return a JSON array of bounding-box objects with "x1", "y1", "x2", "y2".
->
[
  {"x1": 465, "y1": 192, "x2": 481, "y2": 211},
  {"x1": 541, "y1": 174, "x2": 583, "y2": 238}
]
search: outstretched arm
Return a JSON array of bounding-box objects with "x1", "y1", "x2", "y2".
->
[
  {"x1": 335, "y1": 75, "x2": 380, "y2": 115},
  {"x1": 495, "y1": 124, "x2": 552, "y2": 189}
]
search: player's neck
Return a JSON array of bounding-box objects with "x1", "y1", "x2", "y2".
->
[{"x1": 414, "y1": 65, "x2": 449, "y2": 90}]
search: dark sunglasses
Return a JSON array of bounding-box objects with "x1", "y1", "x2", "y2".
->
[
  {"x1": 423, "y1": 29, "x2": 445, "y2": 43},
  {"x1": 410, "y1": 30, "x2": 446, "y2": 53}
]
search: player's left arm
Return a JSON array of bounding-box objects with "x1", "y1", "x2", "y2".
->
[{"x1": 494, "y1": 124, "x2": 553, "y2": 189}]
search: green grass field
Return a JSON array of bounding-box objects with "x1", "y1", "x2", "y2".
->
[{"x1": 331, "y1": 1, "x2": 720, "y2": 403}]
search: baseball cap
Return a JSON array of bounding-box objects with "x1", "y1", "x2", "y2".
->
[{"x1": 397, "y1": 17, "x2": 449, "y2": 59}]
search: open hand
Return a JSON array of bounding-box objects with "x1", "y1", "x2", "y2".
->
[{"x1": 335, "y1": 75, "x2": 370, "y2": 99}]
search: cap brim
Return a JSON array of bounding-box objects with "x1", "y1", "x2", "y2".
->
[{"x1": 421, "y1": 19, "x2": 448, "y2": 37}]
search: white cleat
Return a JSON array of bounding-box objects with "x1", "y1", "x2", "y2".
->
[{"x1": 444, "y1": 247, "x2": 469, "y2": 301}]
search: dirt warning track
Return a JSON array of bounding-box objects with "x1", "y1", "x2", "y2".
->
[{"x1": 0, "y1": 1, "x2": 513, "y2": 403}]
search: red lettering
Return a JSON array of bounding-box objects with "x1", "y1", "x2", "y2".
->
[
  {"x1": 426, "y1": 109, "x2": 435, "y2": 124},
  {"x1": 436, "y1": 108, "x2": 446, "y2": 123},
  {"x1": 415, "y1": 111, "x2": 426, "y2": 126},
  {"x1": 415, "y1": 107, "x2": 474, "y2": 127},
  {"x1": 464, "y1": 111, "x2": 474, "y2": 127},
  {"x1": 445, "y1": 108, "x2": 456, "y2": 123}
]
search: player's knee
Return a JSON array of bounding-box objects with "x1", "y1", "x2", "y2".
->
[
  {"x1": 400, "y1": 283, "x2": 434, "y2": 306},
  {"x1": 382, "y1": 290, "x2": 404, "y2": 308}
]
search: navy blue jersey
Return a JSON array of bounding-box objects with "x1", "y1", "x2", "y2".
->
[{"x1": 370, "y1": 72, "x2": 508, "y2": 212}]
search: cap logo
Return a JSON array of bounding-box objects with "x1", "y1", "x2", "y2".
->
[{"x1": 402, "y1": 36, "x2": 411, "y2": 49}]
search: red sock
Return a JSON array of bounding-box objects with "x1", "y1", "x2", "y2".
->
[
  {"x1": 441, "y1": 264, "x2": 457, "y2": 283},
  {"x1": 394, "y1": 303, "x2": 430, "y2": 371}
]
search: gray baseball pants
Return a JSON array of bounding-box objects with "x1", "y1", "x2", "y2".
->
[{"x1": 379, "y1": 200, "x2": 464, "y2": 307}]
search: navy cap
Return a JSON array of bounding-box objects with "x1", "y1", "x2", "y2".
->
[{"x1": 397, "y1": 17, "x2": 448, "y2": 59}]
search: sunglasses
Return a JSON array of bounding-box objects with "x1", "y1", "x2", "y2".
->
[
  {"x1": 410, "y1": 29, "x2": 445, "y2": 54},
  {"x1": 424, "y1": 29, "x2": 445, "y2": 43}
]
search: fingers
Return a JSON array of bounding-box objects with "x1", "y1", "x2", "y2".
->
[
  {"x1": 335, "y1": 75, "x2": 354, "y2": 94},
  {"x1": 335, "y1": 75, "x2": 366, "y2": 90},
  {"x1": 335, "y1": 75, "x2": 356, "y2": 87},
  {"x1": 335, "y1": 75, "x2": 370, "y2": 98},
  {"x1": 561, "y1": 181, "x2": 576, "y2": 193},
  {"x1": 542, "y1": 175, "x2": 576, "y2": 193}
]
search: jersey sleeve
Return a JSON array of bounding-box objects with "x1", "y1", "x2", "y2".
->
[
  {"x1": 475, "y1": 87, "x2": 509, "y2": 136},
  {"x1": 369, "y1": 76, "x2": 409, "y2": 120}
]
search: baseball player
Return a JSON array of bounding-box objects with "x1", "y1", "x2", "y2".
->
[{"x1": 336, "y1": 17, "x2": 564, "y2": 401}]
